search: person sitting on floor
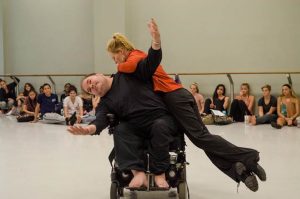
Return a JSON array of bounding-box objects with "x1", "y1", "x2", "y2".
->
[
  {"x1": 189, "y1": 82, "x2": 205, "y2": 115},
  {"x1": 63, "y1": 85, "x2": 83, "y2": 125},
  {"x1": 0, "y1": 76, "x2": 20, "y2": 113},
  {"x1": 271, "y1": 84, "x2": 299, "y2": 129},
  {"x1": 250, "y1": 84, "x2": 277, "y2": 125},
  {"x1": 204, "y1": 84, "x2": 229, "y2": 115},
  {"x1": 33, "y1": 83, "x2": 59, "y2": 122},
  {"x1": 230, "y1": 83, "x2": 255, "y2": 122}
]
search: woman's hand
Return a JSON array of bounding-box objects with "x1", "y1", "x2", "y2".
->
[{"x1": 148, "y1": 18, "x2": 161, "y2": 50}]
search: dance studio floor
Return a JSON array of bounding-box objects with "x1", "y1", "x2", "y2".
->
[{"x1": 0, "y1": 114, "x2": 299, "y2": 199}]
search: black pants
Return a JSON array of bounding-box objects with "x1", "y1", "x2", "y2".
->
[
  {"x1": 162, "y1": 88, "x2": 259, "y2": 182},
  {"x1": 229, "y1": 99, "x2": 252, "y2": 122},
  {"x1": 113, "y1": 114, "x2": 177, "y2": 175}
]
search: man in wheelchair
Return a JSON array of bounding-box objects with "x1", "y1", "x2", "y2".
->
[
  {"x1": 68, "y1": 19, "x2": 266, "y2": 194},
  {"x1": 68, "y1": 29, "x2": 179, "y2": 188}
]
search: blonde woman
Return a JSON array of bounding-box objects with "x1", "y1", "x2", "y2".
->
[
  {"x1": 102, "y1": 19, "x2": 265, "y2": 191},
  {"x1": 189, "y1": 83, "x2": 205, "y2": 114},
  {"x1": 271, "y1": 84, "x2": 299, "y2": 129},
  {"x1": 230, "y1": 83, "x2": 255, "y2": 122}
]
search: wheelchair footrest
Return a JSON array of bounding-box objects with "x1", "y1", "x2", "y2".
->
[{"x1": 125, "y1": 186, "x2": 170, "y2": 191}]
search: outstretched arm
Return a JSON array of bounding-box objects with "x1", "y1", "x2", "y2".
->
[{"x1": 134, "y1": 19, "x2": 162, "y2": 81}]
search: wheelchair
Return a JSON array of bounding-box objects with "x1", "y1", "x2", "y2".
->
[{"x1": 106, "y1": 114, "x2": 190, "y2": 199}]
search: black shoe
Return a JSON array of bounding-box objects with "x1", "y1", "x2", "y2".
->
[
  {"x1": 252, "y1": 164, "x2": 266, "y2": 181},
  {"x1": 271, "y1": 121, "x2": 282, "y2": 129},
  {"x1": 69, "y1": 112, "x2": 77, "y2": 126},
  {"x1": 235, "y1": 162, "x2": 258, "y2": 192}
]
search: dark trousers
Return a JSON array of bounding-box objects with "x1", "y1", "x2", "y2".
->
[
  {"x1": 229, "y1": 99, "x2": 252, "y2": 122},
  {"x1": 113, "y1": 114, "x2": 177, "y2": 174},
  {"x1": 162, "y1": 88, "x2": 259, "y2": 182},
  {"x1": 256, "y1": 114, "x2": 277, "y2": 124}
]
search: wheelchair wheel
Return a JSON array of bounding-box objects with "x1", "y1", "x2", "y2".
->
[
  {"x1": 110, "y1": 182, "x2": 121, "y2": 199},
  {"x1": 177, "y1": 182, "x2": 187, "y2": 199}
]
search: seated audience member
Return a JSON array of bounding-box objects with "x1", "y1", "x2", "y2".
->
[
  {"x1": 204, "y1": 84, "x2": 229, "y2": 115},
  {"x1": 6, "y1": 92, "x2": 25, "y2": 116},
  {"x1": 60, "y1": 83, "x2": 72, "y2": 102},
  {"x1": 81, "y1": 95, "x2": 100, "y2": 123},
  {"x1": 230, "y1": 83, "x2": 255, "y2": 122},
  {"x1": 15, "y1": 89, "x2": 38, "y2": 122},
  {"x1": 80, "y1": 91, "x2": 93, "y2": 114},
  {"x1": 271, "y1": 84, "x2": 299, "y2": 129},
  {"x1": 33, "y1": 83, "x2": 59, "y2": 122},
  {"x1": 63, "y1": 85, "x2": 83, "y2": 125},
  {"x1": 189, "y1": 82, "x2": 205, "y2": 114},
  {"x1": 22, "y1": 89, "x2": 38, "y2": 116},
  {"x1": 0, "y1": 76, "x2": 20, "y2": 112},
  {"x1": 23, "y1": 83, "x2": 35, "y2": 97},
  {"x1": 250, "y1": 85, "x2": 277, "y2": 125}
]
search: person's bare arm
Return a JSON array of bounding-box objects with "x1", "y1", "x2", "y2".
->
[
  {"x1": 22, "y1": 104, "x2": 35, "y2": 115},
  {"x1": 223, "y1": 96, "x2": 229, "y2": 110},
  {"x1": 248, "y1": 96, "x2": 255, "y2": 114},
  {"x1": 290, "y1": 98, "x2": 300, "y2": 120},
  {"x1": 277, "y1": 97, "x2": 285, "y2": 118},
  {"x1": 258, "y1": 106, "x2": 264, "y2": 117},
  {"x1": 32, "y1": 103, "x2": 40, "y2": 122},
  {"x1": 267, "y1": 107, "x2": 277, "y2": 115}
]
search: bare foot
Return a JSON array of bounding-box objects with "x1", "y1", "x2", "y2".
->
[
  {"x1": 250, "y1": 116, "x2": 256, "y2": 125},
  {"x1": 129, "y1": 170, "x2": 147, "y2": 188},
  {"x1": 154, "y1": 173, "x2": 169, "y2": 188}
]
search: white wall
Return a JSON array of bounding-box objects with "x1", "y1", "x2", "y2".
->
[
  {"x1": 2, "y1": 0, "x2": 300, "y2": 97},
  {"x1": 0, "y1": 0, "x2": 4, "y2": 75},
  {"x1": 2, "y1": 0, "x2": 94, "y2": 94},
  {"x1": 124, "y1": 0, "x2": 300, "y2": 97},
  {"x1": 93, "y1": 0, "x2": 125, "y2": 73}
]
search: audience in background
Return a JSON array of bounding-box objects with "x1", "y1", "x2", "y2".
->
[
  {"x1": 0, "y1": 76, "x2": 20, "y2": 113},
  {"x1": 80, "y1": 91, "x2": 94, "y2": 114},
  {"x1": 33, "y1": 83, "x2": 59, "y2": 122},
  {"x1": 23, "y1": 83, "x2": 35, "y2": 97},
  {"x1": 0, "y1": 77, "x2": 299, "y2": 129},
  {"x1": 250, "y1": 85, "x2": 277, "y2": 125},
  {"x1": 60, "y1": 83, "x2": 72, "y2": 102},
  {"x1": 204, "y1": 84, "x2": 229, "y2": 115},
  {"x1": 22, "y1": 89, "x2": 38, "y2": 116},
  {"x1": 230, "y1": 83, "x2": 255, "y2": 122},
  {"x1": 63, "y1": 85, "x2": 83, "y2": 125},
  {"x1": 271, "y1": 84, "x2": 299, "y2": 129},
  {"x1": 189, "y1": 82, "x2": 205, "y2": 114}
]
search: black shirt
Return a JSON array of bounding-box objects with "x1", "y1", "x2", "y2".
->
[
  {"x1": 92, "y1": 47, "x2": 167, "y2": 134},
  {"x1": 258, "y1": 95, "x2": 277, "y2": 114},
  {"x1": 0, "y1": 77, "x2": 20, "y2": 101}
]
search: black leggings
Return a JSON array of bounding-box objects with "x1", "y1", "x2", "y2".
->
[
  {"x1": 162, "y1": 88, "x2": 259, "y2": 182},
  {"x1": 229, "y1": 99, "x2": 252, "y2": 122}
]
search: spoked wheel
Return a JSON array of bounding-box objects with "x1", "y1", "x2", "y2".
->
[
  {"x1": 110, "y1": 182, "x2": 121, "y2": 199},
  {"x1": 177, "y1": 182, "x2": 188, "y2": 199}
]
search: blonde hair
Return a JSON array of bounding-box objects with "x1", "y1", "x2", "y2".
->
[
  {"x1": 106, "y1": 33, "x2": 135, "y2": 53},
  {"x1": 240, "y1": 83, "x2": 250, "y2": 94},
  {"x1": 190, "y1": 82, "x2": 199, "y2": 93}
]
